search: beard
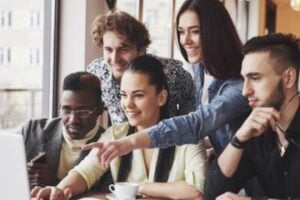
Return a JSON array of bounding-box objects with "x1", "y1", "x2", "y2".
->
[{"x1": 263, "y1": 80, "x2": 285, "y2": 110}]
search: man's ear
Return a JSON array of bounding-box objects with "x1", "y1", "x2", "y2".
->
[
  {"x1": 158, "y1": 89, "x2": 168, "y2": 106},
  {"x1": 283, "y1": 67, "x2": 297, "y2": 88}
]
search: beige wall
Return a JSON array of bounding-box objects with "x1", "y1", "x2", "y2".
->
[
  {"x1": 273, "y1": 0, "x2": 300, "y2": 37},
  {"x1": 57, "y1": 0, "x2": 108, "y2": 93},
  {"x1": 276, "y1": 7, "x2": 300, "y2": 37}
]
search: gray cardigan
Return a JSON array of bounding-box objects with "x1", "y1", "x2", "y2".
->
[{"x1": 20, "y1": 117, "x2": 105, "y2": 185}]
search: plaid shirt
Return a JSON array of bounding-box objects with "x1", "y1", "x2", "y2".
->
[{"x1": 87, "y1": 54, "x2": 195, "y2": 124}]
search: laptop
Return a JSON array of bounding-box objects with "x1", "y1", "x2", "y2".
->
[{"x1": 0, "y1": 132, "x2": 31, "y2": 200}]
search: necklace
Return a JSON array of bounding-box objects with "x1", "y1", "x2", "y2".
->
[
  {"x1": 277, "y1": 135, "x2": 289, "y2": 157},
  {"x1": 275, "y1": 92, "x2": 299, "y2": 157}
]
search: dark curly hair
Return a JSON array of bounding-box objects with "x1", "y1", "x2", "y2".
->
[{"x1": 91, "y1": 10, "x2": 151, "y2": 50}]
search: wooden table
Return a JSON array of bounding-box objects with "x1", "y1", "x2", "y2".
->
[{"x1": 74, "y1": 192, "x2": 168, "y2": 200}]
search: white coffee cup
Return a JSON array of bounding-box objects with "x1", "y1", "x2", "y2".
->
[{"x1": 109, "y1": 182, "x2": 139, "y2": 200}]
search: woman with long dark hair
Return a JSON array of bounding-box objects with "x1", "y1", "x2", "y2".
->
[
  {"x1": 32, "y1": 55, "x2": 207, "y2": 200},
  {"x1": 83, "y1": 0, "x2": 250, "y2": 167}
]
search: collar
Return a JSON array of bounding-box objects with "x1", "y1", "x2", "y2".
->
[
  {"x1": 62, "y1": 123, "x2": 100, "y2": 151},
  {"x1": 286, "y1": 102, "x2": 300, "y2": 143}
]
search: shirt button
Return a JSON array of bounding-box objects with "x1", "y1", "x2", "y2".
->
[{"x1": 284, "y1": 171, "x2": 288, "y2": 176}]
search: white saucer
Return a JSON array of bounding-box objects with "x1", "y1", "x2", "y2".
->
[
  {"x1": 106, "y1": 193, "x2": 135, "y2": 200},
  {"x1": 106, "y1": 193, "x2": 146, "y2": 200}
]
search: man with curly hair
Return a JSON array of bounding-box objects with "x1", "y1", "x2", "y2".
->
[{"x1": 87, "y1": 10, "x2": 195, "y2": 124}]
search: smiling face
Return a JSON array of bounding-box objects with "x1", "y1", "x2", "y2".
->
[
  {"x1": 177, "y1": 10, "x2": 203, "y2": 64},
  {"x1": 103, "y1": 31, "x2": 144, "y2": 83},
  {"x1": 60, "y1": 91, "x2": 100, "y2": 139},
  {"x1": 241, "y1": 52, "x2": 286, "y2": 109},
  {"x1": 120, "y1": 71, "x2": 167, "y2": 130}
]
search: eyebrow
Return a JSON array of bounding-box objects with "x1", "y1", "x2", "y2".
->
[
  {"x1": 120, "y1": 90, "x2": 145, "y2": 94},
  {"x1": 178, "y1": 25, "x2": 200, "y2": 30},
  {"x1": 244, "y1": 72, "x2": 261, "y2": 78}
]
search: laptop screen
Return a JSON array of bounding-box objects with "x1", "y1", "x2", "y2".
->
[{"x1": 0, "y1": 132, "x2": 30, "y2": 200}]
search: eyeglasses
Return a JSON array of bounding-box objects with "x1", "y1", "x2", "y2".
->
[{"x1": 60, "y1": 106, "x2": 98, "y2": 118}]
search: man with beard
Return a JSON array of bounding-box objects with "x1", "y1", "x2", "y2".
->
[
  {"x1": 20, "y1": 72, "x2": 106, "y2": 187},
  {"x1": 205, "y1": 33, "x2": 300, "y2": 200}
]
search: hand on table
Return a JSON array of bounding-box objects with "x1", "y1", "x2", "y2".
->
[
  {"x1": 31, "y1": 186, "x2": 72, "y2": 200},
  {"x1": 27, "y1": 162, "x2": 56, "y2": 186},
  {"x1": 216, "y1": 192, "x2": 251, "y2": 200}
]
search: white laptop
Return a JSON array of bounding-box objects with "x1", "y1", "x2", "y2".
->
[{"x1": 0, "y1": 132, "x2": 31, "y2": 200}]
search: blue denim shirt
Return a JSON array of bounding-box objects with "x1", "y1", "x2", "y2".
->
[{"x1": 149, "y1": 63, "x2": 250, "y2": 154}]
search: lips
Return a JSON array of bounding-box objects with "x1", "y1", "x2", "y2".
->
[
  {"x1": 185, "y1": 47, "x2": 199, "y2": 55},
  {"x1": 248, "y1": 98, "x2": 258, "y2": 107},
  {"x1": 125, "y1": 111, "x2": 140, "y2": 118},
  {"x1": 67, "y1": 125, "x2": 81, "y2": 133}
]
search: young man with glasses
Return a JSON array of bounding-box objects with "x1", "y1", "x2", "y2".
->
[
  {"x1": 19, "y1": 72, "x2": 106, "y2": 187},
  {"x1": 205, "y1": 33, "x2": 300, "y2": 200}
]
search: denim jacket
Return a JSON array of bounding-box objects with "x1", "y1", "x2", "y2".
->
[{"x1": 149, "y1": 63, "x2": 250, "y2": 154}]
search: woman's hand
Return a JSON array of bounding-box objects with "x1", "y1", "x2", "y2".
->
[{"x1": 31, "y1": 186, "x2": 72, "y2": 200}]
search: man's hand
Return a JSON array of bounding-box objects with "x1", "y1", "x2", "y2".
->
[
  {"x1": 27, "y1": 162, "x2": 56, "y2": 186},
  {"x1": 31, "y1": 186, "x2": 72, "y2": 200},
  {"x1": 236, "y1": 107, "x2": 280, "y2": 142},
  {"x1": 216, "y1": 192, "x2": 251, "y2": 200}
]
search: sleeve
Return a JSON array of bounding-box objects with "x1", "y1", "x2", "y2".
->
[
  {"x1": 70, "y1": 128, "x2": 112, "y2": 189},
  {"x1": 148, "y1": 80, "x2": 249, "y2": 148},
  {"x1": 175, "y1": 64, "x2": 196, "y2": 115},
  {"x1": 183, "y1": 140, "x2": 208, "y2": 193},
  {"x1": 204, "y1": 151, "x2": 256, "y2": 200}
]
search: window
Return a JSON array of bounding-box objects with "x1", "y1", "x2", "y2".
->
[
  {"x1": 29, "y1": 48, "x2": 41, "y2": 66},
  {"x1": 117, "y1": 0, "x2": 186, "y2": 59},
  {"x1": 0, "y1": 47, "x2": 11, "y2": 66},
  {"x1": 30, "y1": 10, "x2": 41, "y2": 28},
  {"x1": 0, "y1": 10, "x2": 12, "y2": 28},
  {"x1": 0, "y1": 0, "x2": 56, "y2": 130}
]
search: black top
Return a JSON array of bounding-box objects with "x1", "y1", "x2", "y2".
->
[{"x1": 205, "y1": 104, "x2": 300, "y2": 200}]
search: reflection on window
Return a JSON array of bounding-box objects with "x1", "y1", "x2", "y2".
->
[
  {"x1": 117, "y1": 0, "x2": 137, "y2": 18},
  {"x1": 30, "y1": 10, "x2": 41, "y2": 28},
  {"x1": 143, "y1": 0, "x2": 173, "y2": 57},
  {"x1": 0, "y1": 10, "x2": 12, "y2": 28},
  {"x1": 0, "y1": 0, "x2": 47, "y2": 130},
  {"x1": 0, "y1": 47, "x2": 11, "y2": 66}
]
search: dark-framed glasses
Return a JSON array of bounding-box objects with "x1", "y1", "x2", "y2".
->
[{"x1": 60, "y1": 106, "x2": 98, "y2": 118}]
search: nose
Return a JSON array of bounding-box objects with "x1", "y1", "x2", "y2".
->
[
  {"x1": 242, "y1": 80, "x2": 253, "y2": 97},
  {"x1": 68, "y1": 112, "x2": 80, "y2": 123},
  {"x1": 111, "y1": 50, "x2": 121, "y2": 64},
  {"x1": 181, "y1": 32, "x2": 192, "y2": 45},
  {"x1": 123, "y1": 96, "x2": 134, "y2": 109}
]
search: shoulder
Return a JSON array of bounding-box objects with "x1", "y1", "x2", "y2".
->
[
  {"x1": 87, "y1": 57, "x2": 109, "y2": 75},
  {"x1": 218, "y1": 78, "x2": 244, "y2": 94},
  {"x1": 101, "y1": 122, "x2": 130, "y2": 141},
  {"x1": 147, "y1": 54, "x2": 183, "y2": 69},
  {"x1": 87, "y1": 57, "x2": 106, "y2": 68},
  {"x1": 23, "y1": 117, "x2": 61, "y2": 131}
]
